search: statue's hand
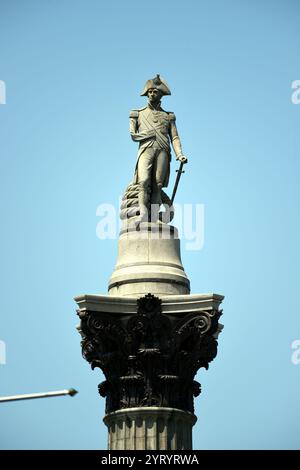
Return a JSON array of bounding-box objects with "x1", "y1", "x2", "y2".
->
[{"x1": 177, "y1": 155, "x2": 188, "y2": 164}]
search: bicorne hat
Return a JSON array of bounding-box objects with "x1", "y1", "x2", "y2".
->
[{"x1": 140, "y1": 74, "x2": 171, "y2": 96}]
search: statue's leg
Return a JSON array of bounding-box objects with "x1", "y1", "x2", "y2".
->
[
  {"x1": 136, "y1": 149, "x2": 153, "y2": 222},
  {"x1": 153, "y1": 150, "x2": 169, "y2": 204},
  {"x1": 151, "y1": 150, "x2": 168, "y2": 222}
]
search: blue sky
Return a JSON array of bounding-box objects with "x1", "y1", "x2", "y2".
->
[{"x1": 0, "y1": 0, "x2": 299, "y2": 449}]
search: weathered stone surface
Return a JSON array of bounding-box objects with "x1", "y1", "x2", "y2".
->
[
  {"x1": 104, "y1": 407, "x2": 196, "y2": 450},
  {"x1": 75, "y1": 292, "x2": 224, "y2": 315},
  {"x1": 129, "y1": 75, "x2": 187, "y2": 223},
  {"x1": 108, "y1": 222, "x2": 190, "y2": 297},
  {"x1": 76, "y1": 293, "x2": 223, "y2": 415}
]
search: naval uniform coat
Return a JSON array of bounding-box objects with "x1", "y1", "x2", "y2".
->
[{"x1": 129, "y1": 104, "x2": 181, "y2": 188}]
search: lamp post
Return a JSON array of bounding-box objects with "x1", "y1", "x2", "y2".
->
[{"x1": 0, "y1": 388, "x2": 78, "y2": 403}]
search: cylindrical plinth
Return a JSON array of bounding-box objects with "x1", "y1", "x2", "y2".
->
[
  {"x1": 103, "y1": 407, "x2": 197, "y2": 450},
  {"x1": 108, "y1": 223, "x2": 190, "y2": 297}
]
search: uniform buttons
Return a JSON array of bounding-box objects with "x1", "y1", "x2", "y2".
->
[{"x1": 152, "y1": 110, "x2": 159, "y2": 123}]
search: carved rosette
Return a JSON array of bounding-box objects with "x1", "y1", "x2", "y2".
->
[{"x1": 77, "y1": 293, "x2": 222, "y2": 414}]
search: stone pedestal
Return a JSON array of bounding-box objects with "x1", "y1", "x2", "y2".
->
[
  {"x1": 108, "y1": 223, "x2": 190, "y2": 297},
  {"x1": 104, "y1": 407, "x2": 197, "y2": 450}
]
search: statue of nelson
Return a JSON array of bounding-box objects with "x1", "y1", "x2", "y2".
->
[{"x1": 129, "y1": 74, "x2": 187, "y2": 222}]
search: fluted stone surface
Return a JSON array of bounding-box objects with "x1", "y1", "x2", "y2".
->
[{"x1": 104, "y1": 407, "x2": 197, "y2": 450}]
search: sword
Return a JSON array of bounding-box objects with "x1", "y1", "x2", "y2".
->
[{"x1": 171, "y1": 159, "x2": 187, "y2": 204}]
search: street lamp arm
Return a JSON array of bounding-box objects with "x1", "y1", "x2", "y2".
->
[{"x1": 0, "y1": 388, "x2": 78, "y2": 403}]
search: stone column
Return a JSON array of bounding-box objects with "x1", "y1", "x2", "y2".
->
[
  {"x1": 104, "y1": 407, "x2": 197, "y2": 450},
  {"x1": 75, "y1": 291, "x2": 223, "y2": 450}
]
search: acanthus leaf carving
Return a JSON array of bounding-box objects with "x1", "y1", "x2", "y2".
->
[{"x1": 77, "y1": 294, "x2": 222, "y2": 413}]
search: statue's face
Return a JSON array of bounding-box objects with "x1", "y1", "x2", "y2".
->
[{"x1": 147, "y1": 88, "x2": 162, "y2": 104}]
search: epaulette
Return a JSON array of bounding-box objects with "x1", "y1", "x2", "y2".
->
[
  {"x1": 129, "y1": 106, "x2": 147, "y2": 118},
  {"x1": 167, "y1": 112, "x2": 176, "y2": 121},
  {"x1": 129, "y1": 110, "x2": 139, "y2": 118}
]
